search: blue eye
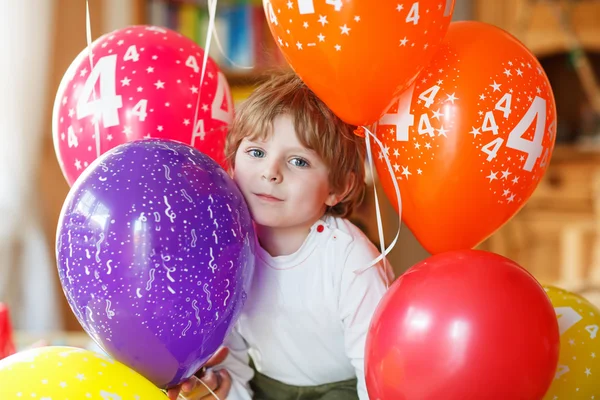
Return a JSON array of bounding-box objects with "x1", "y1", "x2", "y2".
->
[
  {"x1": 290, "y1": 158, "x2": 309, "y2": 168},
  {"x1": 247, "y1": 149, "x2": 265, "y2": 158}
]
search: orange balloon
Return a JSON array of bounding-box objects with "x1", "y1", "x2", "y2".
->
[
  {"x1": 374, "y1": 21, "x2": 557, "y2": 254},
  {"x1": 263, "y1": 0, "x2": 455, "y2": 125}
]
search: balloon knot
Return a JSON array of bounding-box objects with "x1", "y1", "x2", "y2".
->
[{"x1": 354, "y1": 126, "x2": 365, "y2": 137}]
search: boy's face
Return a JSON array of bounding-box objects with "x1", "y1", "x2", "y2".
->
[{"x1": 233, "y1": 114, "x2": 338, "y2": 232}]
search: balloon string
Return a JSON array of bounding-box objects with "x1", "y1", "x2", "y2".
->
[
  {"x1": 176, "y1": 379, "x2": 222, "y2": 400},
  {"x1": 206, "y1": 0, "x2": 254, "y2": 70},
  {"x1": 85, "y1": 0, "x2": 101, "y2": 159},
  {"x1": 363, "y1": 126, "x2": 388, "y2": 287},
  {"x1": 353, "y1": 126, "x2": 402, "y2": 275},
  {"x1": 365, "y1": 125, "x2": 386, "y2": 256},
  {"x1": 191, "y1": 0, "x2": 218, "y2": 145},
  {"x1": 176, "y1": 377, "x2": 222, "y2": 400},
  {"x1": 199, "y1": 378, "x2": 221, "y2": 400}
]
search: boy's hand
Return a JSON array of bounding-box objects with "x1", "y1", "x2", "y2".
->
[{"x1": 167, "y1": 347, "x2": 231, "y2": 400}]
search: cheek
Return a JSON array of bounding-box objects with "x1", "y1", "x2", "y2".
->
[
  {"x1": 232, "y1": 162, "x2": 249, "y2": 185},
  {"x1": 233, "y1": 169, "x2": 250, "y2": 189},
  {"x1": 313, "y1": 172, "x2": 332, "y2": 195},
  {"x1": 232, "y1": 155, "x2": 252, "y2": 185},
  {"x1": 233, "y1": 151, "x2": 244, "y2": 171},
  {"x1": 293, "y1": 175, "x2": 331, "y2": 203}
]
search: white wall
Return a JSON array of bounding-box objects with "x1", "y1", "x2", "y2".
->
[{"x1": 0, "y1": 0, "x2": 61, "y2": 332}]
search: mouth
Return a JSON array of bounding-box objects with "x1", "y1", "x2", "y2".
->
[{"x1": 254, "y1": 193, "x2": 283, "y2": 202}]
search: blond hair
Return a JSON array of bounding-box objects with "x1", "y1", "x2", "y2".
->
[{"x1": 225, "y1": 71, "x2": 366, "y2": 218}]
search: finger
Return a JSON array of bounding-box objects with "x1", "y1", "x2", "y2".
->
[
  {"x1": 214, "y1": 370, "x2": 232, "y2": 397},
  {"x1": 205, "y1": 347, "x2": 230, "y2": 367},
  {"x1": 199, "y1": 370, "x2": 232, "y2": 399},
  {"x1": 200, "y1": 369, "x2": 219, "y2": 390},
  {"x1": 166, "y1": 387, "x2": 181, "y2": 400},
  {"x1": 214, "y1": 369, "x2": 223, "y2": 390},
  {"x1": 181, "y1": 377, "x2": 198, "y2": 393},
  {"x1": 182, "y1": 372, "x2": 218, "y2": 399}
]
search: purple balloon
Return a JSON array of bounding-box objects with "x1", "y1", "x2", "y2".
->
[{"x1": 55, "y1": 139, "x2": 255, "y2": 388}]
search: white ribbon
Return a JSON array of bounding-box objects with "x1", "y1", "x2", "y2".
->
[
  {"x1": 191, "y1": 0, "x2": 219, "y2": 140},
  {"x1": 206, "y1": 0, "x2": 254, "y2": 71},
  {"x1": 85, "y1": 0, "x2": 102, "y2": 159},
  {"x1": 354, "y1": 126, "x2": 402, "y2": 274}
]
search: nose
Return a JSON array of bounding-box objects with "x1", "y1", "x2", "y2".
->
[{"x1": 262, "y1": 162, "x2": 282, "y2": 183}]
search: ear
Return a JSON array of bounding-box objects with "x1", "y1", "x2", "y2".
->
[{"x1": 325, "y1": 173, "x2": 355, "y2": 207}]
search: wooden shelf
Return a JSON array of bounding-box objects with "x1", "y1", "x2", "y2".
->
[
  {"x1": 520, "y1": 0, "x2": 600, "y2": 57},
  {"x1": 551, "y1": 144, "x2": 600, "y2": 162},
  {"x1": 474, "y1": 0, "x2": 600, "y2": 57},
  {"x1": 479, "y1": 141, "x2": 600, "y2": 288},
  {"x1": 525, "y1": 29, "x2": 600, "y2": 58}
]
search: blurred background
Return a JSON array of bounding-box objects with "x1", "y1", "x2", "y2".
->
[{"x1": 1, "y1": 0, "x2": 599, "y2": 341}]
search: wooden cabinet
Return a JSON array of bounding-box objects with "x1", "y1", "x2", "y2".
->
[
  {"x1": 478, "y1": 146, "x2": 600, "y2": 292},
  {"x1": 471, "y1": 0, "x2": 600, "y2": 300},
  {"x1": 474, "y1": 0, "x2": 600, "y2": 57},
  {"x1": 353, "y1": 146, "x2": 600, "y2": 288}
]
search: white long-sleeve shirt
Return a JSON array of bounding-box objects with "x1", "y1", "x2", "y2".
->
[{"x1": 217, "y1": 216, "x2": 393, "y2": 400}]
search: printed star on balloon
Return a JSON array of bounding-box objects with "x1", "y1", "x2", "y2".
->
[
  {"x1": 53, "y1": 25, "x2": 233, "y2": 186},
  {"x1": 263, "y1": 0, "x2": 455, "y2": 125},
  {"x1": 375, "y1": 45, "x2": 460, "y2": 181}
]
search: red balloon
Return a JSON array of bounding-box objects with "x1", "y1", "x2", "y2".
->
[
  {"x1": 365, "y1": 250, "x2": 559, "y2": 400},
  {"x1": 52, "y1": 25, "x2": 233, "y2": 186}
]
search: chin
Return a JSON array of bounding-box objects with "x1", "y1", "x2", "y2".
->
[
  {"x1": 249, "y1": 210, "x2": 295, "y2": 229},
  {"x1": 252, "y1": 214, "x2": 286, "y2": 229}
]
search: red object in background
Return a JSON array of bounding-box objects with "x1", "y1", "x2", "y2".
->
[
  {"x1": 0, "y1": 303, "x2": 16, "y2": 359},
  {"x1": 365, "y1": 250, "x2": 560, "y2": 400}
]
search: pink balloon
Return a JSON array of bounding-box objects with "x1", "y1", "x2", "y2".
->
[{"x1": 52, "y1": 25, "x2": 233, "y2": 186}]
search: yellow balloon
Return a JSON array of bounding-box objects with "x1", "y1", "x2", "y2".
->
[
  {"x1": 544, "y1": 286, "x2": 600, "y2": 399},
  {"x1": 0, "y1": 346, "x2": 167, "y2": 399}
]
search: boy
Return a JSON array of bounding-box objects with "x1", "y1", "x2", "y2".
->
[{"x1": 170, "y1": 72, "x2": 392, "y2": 400}]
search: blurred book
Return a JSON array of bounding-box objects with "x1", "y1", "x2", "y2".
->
[{"x1": 145, "y1": 0, "x2": 288, "y2": 77}]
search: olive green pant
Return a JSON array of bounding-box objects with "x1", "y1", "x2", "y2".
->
[{"x1": 250, "y1": 370, "x2": 359, "y2": 400}]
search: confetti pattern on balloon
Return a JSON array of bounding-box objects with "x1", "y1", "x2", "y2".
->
[
  {"x1": 53, "y1": 25, "x2": 233, "y2": 186},
  {"x1": 0, "y1": 346, "x2": 167, "y2": 399},
  {"x1": 543, "y1": 286, "x2": 600, "y2": 400},
  {"x1": 263, "y1": 0, "x2": 455, "y2": 125},
  {"x1": 55, "y1": 139, "x2": 255, "y2": 388},
  {"x1": 374, "y1": 21, "x2": 557, "y2": 254}
]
